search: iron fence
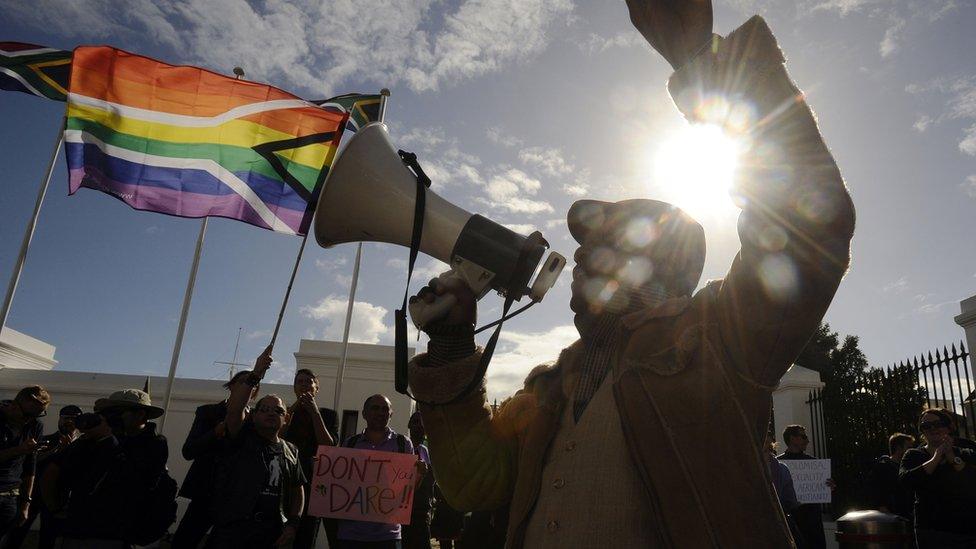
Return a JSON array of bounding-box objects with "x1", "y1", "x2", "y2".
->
[{"x1": 805, "y1": 341, "x2": 972, "y2": 514}]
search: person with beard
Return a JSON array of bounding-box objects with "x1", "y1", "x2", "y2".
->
[{"x1": 404, "y1": 0, "x2": 855, "y2": 546}]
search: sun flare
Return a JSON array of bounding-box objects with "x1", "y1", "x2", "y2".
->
[{"x1": 653, "y1": 124, "x2": 744, "y2": 220}]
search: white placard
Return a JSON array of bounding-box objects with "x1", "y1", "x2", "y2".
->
[{"x1": 781, "y1": 458, "x2": 832, "y2": 504}]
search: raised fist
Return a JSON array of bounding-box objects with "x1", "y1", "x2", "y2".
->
[{"x1": 626, "y1": 0, "x2": 714, "y2": 70}]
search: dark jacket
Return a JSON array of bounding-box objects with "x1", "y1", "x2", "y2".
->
[
  {"x1": 180, "y1": 401, "x2": 227, "y2": 499},
  {"x1": 282, "y1": 406, "x2": 337, "y2": 480},
  {"x1": 210, "y1": 423, "x2": 304, "y2": 526},
  {"x1": 117, "y1": 422, "x2": 168, "y2": 482}
]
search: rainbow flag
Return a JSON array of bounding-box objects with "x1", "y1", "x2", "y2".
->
[
  {"x1": 64, "y1": 46, "x2": 349, "y2": 235},
  {"x1": 0, "y1": 42, "x2": 71, "y2": 101}
]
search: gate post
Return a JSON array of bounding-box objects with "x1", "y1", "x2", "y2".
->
[{"x1": 772, "y1": 364, "x2": 825, "y2": 454}]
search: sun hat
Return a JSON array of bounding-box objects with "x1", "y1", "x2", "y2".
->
[{"x1": 94, "y1": 389, "x2": 164, "y2": 419}]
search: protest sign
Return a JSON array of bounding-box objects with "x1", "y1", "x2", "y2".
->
[
  {"x1": 308, "y1": 446, "x2": 418, "y2": 524},
  {"x1": 781, "y1": 459, "x2": 832, "y2": 504}
]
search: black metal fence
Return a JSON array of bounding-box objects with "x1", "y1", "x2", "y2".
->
[{"x1": 806, "y1": 341, "x2": 972, "y2": 513}]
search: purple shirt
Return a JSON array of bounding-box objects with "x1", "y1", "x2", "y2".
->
[{"x1": 337, "y1": 428, "x2": 414, "y2": 542}]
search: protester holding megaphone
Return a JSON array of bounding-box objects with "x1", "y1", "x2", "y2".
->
[{"x1": 399, "y1": 0, "x2": 856, "y2": 547}]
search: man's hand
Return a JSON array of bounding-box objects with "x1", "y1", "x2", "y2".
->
[
  {"x1": 625, "y1": 0, "x2": 713, "y2": 70},
  {"x1": 214, "y1": 421, "x2": 227, "y2": 439},
  {"x1": 826, "y1": 478, "x2": 836, "y2": 491},
  {"x1": 15, "y1": 437, "x2": 38, "y2": 456},
  {"x1": 298, "y1": 393, "x2": 318, "y2": 415},
  {"x1": 409, "y1": 272, "x2": 477, "y2": 332},
  {"x1": 254, "y1": 345, "x2": 273, "y2": 380}
]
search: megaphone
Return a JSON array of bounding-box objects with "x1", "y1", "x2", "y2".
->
[{"x1": 314, "y1": 123, "x2": 565, "y2": 327}]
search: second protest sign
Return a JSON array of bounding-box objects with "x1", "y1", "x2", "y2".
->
[{"x1": 308, "y1": 446, "x2": 418, "y2": 524}]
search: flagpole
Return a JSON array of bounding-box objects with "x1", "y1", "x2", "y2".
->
[
  {"x1": 159, "y1": 216, "x2": 208, "y2": 432},
  {"x1": 268, "y1": 232, "x2": 309, "y2": 350},
  {"x1": 333, "y1": 88, "x2": 390, "y2": 414},
  {"x1": 1, "y1": 118, "x2": 65, "y2": 331},
  {"x1": 159, "y1": 67, "x2": 248, "y2": 431}
]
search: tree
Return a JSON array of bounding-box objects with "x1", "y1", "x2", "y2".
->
[{"x1": 800, "y1": 323, "x2": 927, "y2": 514}]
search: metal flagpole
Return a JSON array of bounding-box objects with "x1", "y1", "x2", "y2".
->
[
  {"x1": 159, "y1": 217, "x2": 208, "y2": 432},
  {"x1": 159, "y1": 67, "x2": 247, "y2": 431},
  {"x1": 333, "y1": 88, "x2": 390, "y2": 413},
  {"x1": 1, "y1": 119, "x2": 65, "y2": 331}
]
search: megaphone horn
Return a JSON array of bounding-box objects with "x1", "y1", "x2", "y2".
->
[{"x1": 314, "y1": 123, "x2": 564, "y2": 316}]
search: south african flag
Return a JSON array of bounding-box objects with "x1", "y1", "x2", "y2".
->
[
  {"x1": 0, "y1": 42, "x2": 71, "y2": 101},
  {"x1": 313, "y1": 93, "x2": 382, "y2": 133}
]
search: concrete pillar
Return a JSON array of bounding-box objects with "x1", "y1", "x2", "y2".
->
[
  {"x1": 772, "y1": 364, "x2": 825, "y2": 455},
  {"x1": 954, "y1": 294, "x2": 976, "y2": 381}
]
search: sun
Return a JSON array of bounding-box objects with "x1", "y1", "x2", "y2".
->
[{"x1": 652, "y1": 123, "x2": 744, "y2": 221}]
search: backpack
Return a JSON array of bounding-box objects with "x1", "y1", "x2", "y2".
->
[
  {"x1": 124, "y1": 469, "x2": 178, "y2": 546},
  {"x1": 107, "y1": 447, "x2": 178, "y2": 546},
  {"x1": 344, "y1": 432, "x2": 408, "y2": 453}
]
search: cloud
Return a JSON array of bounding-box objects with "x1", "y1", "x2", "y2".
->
[
  {"x1": 246, "y1": 329, "x2": 271, "y2": 340},
  {"x1": 879, "y1": 17, "x2": 905, "y2": 58},
  {"x1": 519, "y1": 147, "x2": 574, "y2": 177},
  {"x1": 481, "y1": 169, "x2": 554, "y2": 214},
  {"x1": 301, "y1": 295, "x2": 390, "y2": 343},
  {"x1": 262, "y1": 361, "x2": 297, "y2": 386},
  {"x1": 502, "y1": 223, "x2": 538, "y2": 234},
  {"x1": 913, "y1": 115, "x2": 932, "y2": 132},
  {"x1": 485, "y1": 325, "x2": 578, "y2": 400},
  {"x1": 580, "y1": 31, "x2": 648, "y2": 54},
  {"x1": 907, "y1": 75, "x2": 976, "y2": 157},
  {"x1": 315, "y1": 257, "x2": 349, "y2": 272},
  {"x1": 963, "y1": 175, "x2": 976, "y2": 199},
  {"x1": 883, "y1": 276, "x2": 909, "y2": 294},
  {"x1": 486, "y1": 126, "x2": 523, "y2": 148},
  {"x1": 9, "y1": 0, "x2": 573, "y2": 96}
]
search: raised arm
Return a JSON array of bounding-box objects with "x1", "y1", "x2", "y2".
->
[
  {"x1": 227, "y1": 346, "x2": 272, "y2": 437},
  {"x1": 638, "y1": 8, "x2": 855, "y2": 386}
]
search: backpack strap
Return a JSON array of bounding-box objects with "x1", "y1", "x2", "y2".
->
[
  {"x1": 344, "y1": 433, "x2": 363, "y2": 448},
  {"x1": 396, "y1": 434, "x2": 407, "y2": 454}
]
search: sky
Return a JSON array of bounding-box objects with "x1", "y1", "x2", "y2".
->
[{"x1": 1, "y1": 0, "x2": 974, "y2": 403}]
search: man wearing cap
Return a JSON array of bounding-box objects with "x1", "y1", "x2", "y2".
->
[
  {"x1": 0, "y1": 386, "x2": 50, "y2": 543},
  {"x1": 406, "y1": 1, "x2": 855, "y2": 547},
  {"x1": 2, "y1": 404, "x2": 80, "y2": 549},
  {"x1": 94, "y1": 389, "x2": 168, "y2": 483}
]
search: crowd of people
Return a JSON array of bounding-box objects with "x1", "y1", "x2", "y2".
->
[
  {"x1": 0, "y1": 350, "x2": 507, "y2": 549},
  {"x1": 766, "y1": 412, "x2": 976, "y2": 549}
]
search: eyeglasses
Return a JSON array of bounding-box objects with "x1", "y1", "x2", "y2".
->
[
  {"x1": 920, "y1": 419, "x2": 949, "y2": 431},
  {"x1": 257, "y1": 405, "x2": 286, "y2": 417}
]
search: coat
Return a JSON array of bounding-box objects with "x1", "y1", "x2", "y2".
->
[
  {"x1": 408, "y1": 15, "x2": 855, "y2": 549},
  {"x1": 180, "y1": 401, "x2": 227, "y2": 500}
]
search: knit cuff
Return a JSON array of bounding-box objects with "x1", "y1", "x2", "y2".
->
[
  {"x1": 408, "y1": 350, "x2": 486, "y2": 404},
  {"x1": 425, "y1": 324, "x2": 477, "y2": 367}
]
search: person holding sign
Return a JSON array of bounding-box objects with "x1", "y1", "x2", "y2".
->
[
  {"x1": 405, "y1": 0, "x2": 855, "y2": 547},
  {"x1": 777, "y1": 425, "x2": 835, "y2": 549},
  {"x1": 208, "y1": 347, "x2": 306, "y2": 549},
  {"x1": 336, "y1": 394, "x2": 422, "y2": 549},
  {"x1": 899, "y1": 408, "x2": 976, "y2": 548}
]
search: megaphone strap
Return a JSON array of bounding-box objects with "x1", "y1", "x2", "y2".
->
[{"x1": 393, "y1": 151, "x2": 544, "y2": 407}]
